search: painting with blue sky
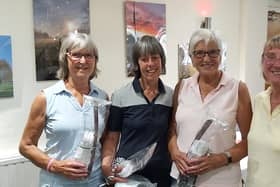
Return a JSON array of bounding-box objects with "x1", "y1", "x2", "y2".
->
[
  {"x1": 0, "y1": 35, "x2": 13, "y2": 97},
  {"x1": 33, "y1": 0, "x2": 90, "y2": 81}
]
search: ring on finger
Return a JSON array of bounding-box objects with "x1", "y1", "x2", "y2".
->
[
  {"x1": 107, "y1": 175, "x2": 114, "y2": 180},
  {"x1": 105, "y1": 175, "x2": 115, "y2": 184},
  {"x1": 111, "y1": 168, "x2": 116, "y2": 173}
]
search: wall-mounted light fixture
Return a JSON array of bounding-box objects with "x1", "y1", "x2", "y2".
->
[{"x1": 200, "y1": 17, "x2": 211, "y2": 29}]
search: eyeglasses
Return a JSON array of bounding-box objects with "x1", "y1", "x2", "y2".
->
[
  {"x1": 67, "y1": 52, "x2": 95, "y2": 62},
  {"x1": 192, "y1": 49, "x2": 220, "y2": 59},
  {"x1": 263, "y1": 53, "x2": 280, "y2": 64}
]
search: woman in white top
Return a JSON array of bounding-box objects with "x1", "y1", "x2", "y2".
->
[{"x1": 168, "y1": 29, "x2": 252, "y2": 187}]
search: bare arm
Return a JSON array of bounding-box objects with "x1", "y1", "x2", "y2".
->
[
  {"x1": 101, "y1": 131, "x2": 120, "y2": 173},
  {"x1": 168, "y1": 80, "x2": 181, "y2": 156},
  {"x1": 19, "y1": 92, "x2": 88, "y2": 179},
  {"x1": 101, "y1": 131, "x2": 127, "y2": 183},
  {"x1": 19, "y1": 92, "x2": 49, "y2": 169},
  {"x1": 168, "y1": 80, "x2": 189, "y2": 174},
  {"x1": 228, "y1": 81, "x2": 252, "y2": 162}
]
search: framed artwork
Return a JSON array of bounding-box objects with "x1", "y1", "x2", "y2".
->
[
  {"x1": 266, "y1": 9, "x2": 280, "y2": 88},
  {"x1": 0, "y1": 35, "x2": 13, "y2": 97},
  {"x1": 178, "y1": 43, "x2": 196, "y2": 79},
  {"x1": 33, "y1": 0, "x2": 90, "y2": 81},
  {"x1": 125, "y1": 1, "x2": 166, "y2": 76},
  {"x1": 220, "y1": 42, "x2": 227, "y2": 72},
  {"x1": 267, "y1": 10, "x2": 280, "y2": 40}
]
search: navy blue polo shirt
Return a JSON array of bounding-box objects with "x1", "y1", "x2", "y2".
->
[{"x1": 108, "y1": 78, "x2": 173, "y2": 186}]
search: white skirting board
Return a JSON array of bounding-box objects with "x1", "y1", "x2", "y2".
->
[{"x1": 0, "y1": 154, "x2": 39, "y2": 187}]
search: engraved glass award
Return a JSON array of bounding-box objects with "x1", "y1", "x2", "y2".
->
[
  {"x1": 73, "y1": 95, "x2": 111, "y2": 173},
  {"x1": 177, "y1": 117, "x2": 229, "y2": 187},
  {"x1": 113, "y1": 142, "x2": 157, "y2": 178}
]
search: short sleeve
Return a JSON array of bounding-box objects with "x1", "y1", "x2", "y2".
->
[{"x1": 107, "y1": 91, "x2": 122, "y2": 131}]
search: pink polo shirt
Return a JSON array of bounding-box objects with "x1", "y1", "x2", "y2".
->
[{"x1": 171, "y1": 72, "x2": 242, "y2": 187}]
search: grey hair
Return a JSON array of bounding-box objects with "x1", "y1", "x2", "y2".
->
[
  {"x1": 132, "y1": 35, "x2": 166, "y2": 78},
  {"x1": 57, "y1": 32, "x2": 99, "y2": 80},
  {"x1": 188, "y1": 29, "x2": 223, "y2": 56}
]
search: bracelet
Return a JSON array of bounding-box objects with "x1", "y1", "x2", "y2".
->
[{"x1": 46, "y1": 158, "x2": 55, "y2": 172}]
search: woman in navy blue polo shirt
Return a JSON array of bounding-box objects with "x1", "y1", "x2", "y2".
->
[{"x1": 102, "y1": 35, "x2": 173, "y2": 186}]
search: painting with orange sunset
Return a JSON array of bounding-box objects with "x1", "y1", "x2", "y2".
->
[{"x1": 125, "y1": 1, "x2": 166, "y2": 76}]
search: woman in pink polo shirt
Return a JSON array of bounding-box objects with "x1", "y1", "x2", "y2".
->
[{"x1": 168, "y1": 29, "x2": 252, "y2": 187}]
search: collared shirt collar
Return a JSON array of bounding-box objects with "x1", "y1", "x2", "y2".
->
[
  {"x1": 132, "y1": 78, "x2": 166, "y2": 94},
  {"x1": 190, "y1": 71, "x2": 229, "y2": 89},
  {"x1": 265, "y1": 86, "x2": 272, "y2": 95},
  {"x1": 52, "y1": 80, "x2": 99, "y2": 96}
]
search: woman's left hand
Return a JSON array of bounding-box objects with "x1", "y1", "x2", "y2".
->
[
  {"x1": 50, "y1": 159, "x2": 89, "y2": 179},
  {"x1": 185, "y1": 153, "x2": 227, "y2": 175}
]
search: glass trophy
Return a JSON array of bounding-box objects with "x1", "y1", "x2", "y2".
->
[
  {"x1": 113, "y1": 142, "x2": 157, "y2": 178},
  {"x1": 73, "y1": 95, "x2": 111, "y2": 173},
  {"x1": 177, "y1": 117, "x2": 229, "y2": 187}
]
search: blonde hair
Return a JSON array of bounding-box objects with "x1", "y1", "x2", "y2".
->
[{"x1": 263, "y1": 34, "x2": 280, "y2": 52}]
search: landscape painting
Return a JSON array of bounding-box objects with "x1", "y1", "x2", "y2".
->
[
  {"x1": 125, "y1": 1, "x2": 166, "y2": 76},
  {"x1": 267, "y1": 10, "x2": 280, "y2": 40},
  {"x1": 0, "y1": 35, "x2": 13, "y2": 97},
  {"x1": 33, "y1": 0, "x2": 90, "y2": 81}
]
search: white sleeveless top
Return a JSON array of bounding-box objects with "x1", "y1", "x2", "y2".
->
[{"x1": 170, "y1": 72, "x2": 242, "y2": 187}]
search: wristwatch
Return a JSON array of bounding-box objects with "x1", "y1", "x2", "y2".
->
[{"x1": 224, "y1": 151, "x2": 232, "y2": 165}]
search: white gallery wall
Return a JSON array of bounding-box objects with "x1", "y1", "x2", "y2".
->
[{"x1": 0, "y1": 0, "x2": 271, "y2": 158}]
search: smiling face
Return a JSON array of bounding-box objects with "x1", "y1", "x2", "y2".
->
[
  {"x1": 138, "y1": 53, "x2": 162, "y2": 82},
  {"x1": 132, "y1": 35, "x2": 165, "y2": 79},
  {"x1": 191, "y1": 40, "x2": 221, "y2": 76},
  {"x1": 67, "y1": 48, "x2": 96, "y2": 80},
  {"x1": 262, "y1": 48, "x2": 280, "y2": 86}
]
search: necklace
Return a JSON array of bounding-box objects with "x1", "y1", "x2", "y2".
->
[
  {"x1": 65, "y1": 80, "x2": 90, "y2": 95},
  {"x1": 64, "y1": 80, "x2": 90, "y2": 106},
  {"x1": 140, "y1": 79, "x2": 159, "y2": 101},
  {"x1": 199, "y1": 71, "x2": 222, "y2": 100}
]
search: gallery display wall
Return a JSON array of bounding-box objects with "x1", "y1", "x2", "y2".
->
[{"x1": 0, "y1": 0, "x2": 268, "y2": 158}]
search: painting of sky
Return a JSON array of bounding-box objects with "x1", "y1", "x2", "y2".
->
[
  {"x1": 0, "y1": 35, "x2": 13, "y2": 97},
  {"x1": 0, "y1": 36, "x2": 12, "y2": 68},
  {"x1": 33, "y1": 0, "x2": 90, "y2": 81},
  {"x1": 34, "y1": 0, "x2": 89, "y2": 38}
]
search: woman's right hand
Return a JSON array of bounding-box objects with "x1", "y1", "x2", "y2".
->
[
  {"x1": 102, "y1": 163, "x2": 128, "y2": 184},
  {"x1": 171, "y1": 148, "x2": 189, "y2": 175},
  {"x1": 101, "y1": 131, "x2": 125, "y2": 184},
  {"x1": 50, "y1": 159, "x2": 89, "y2": 179}
]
